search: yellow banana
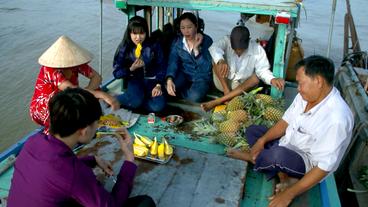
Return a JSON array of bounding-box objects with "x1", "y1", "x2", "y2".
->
[
  {"x1": 135, "y1": 43, "x2": 142, "y2": 58},
  {"x1": 163, "y1": 138, "x2": 173, "y2": 156},
  {"x1": 158, "y1": 141, "x2": 165, "y2": 159},
  {"x1": 150, "y1": 137, "x2": 158, "y2": 156},
  {"x1": 136, "y1": 133, "x2": 153, "y2": 147},
  {"x1": 134, "y1": 136, "x2": 146, "y2": 147},
  {"x1": 133, "y1": 144, "x2": 148, "y2": 157}
]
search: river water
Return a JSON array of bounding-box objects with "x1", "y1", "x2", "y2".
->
[{"x1": 0, "y1": 0, "x2": 367, "y2": 152}]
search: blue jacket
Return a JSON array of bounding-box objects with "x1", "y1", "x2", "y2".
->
[
  {"x1": 166, "y1": 34, "x2": 213, "y2": 82},
  {"x1": 113, "y1": 42, "x2": 166, "y2": 84}
]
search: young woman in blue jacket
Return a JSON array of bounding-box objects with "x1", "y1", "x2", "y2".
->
[
  {"x1": 113, "y1": 16, "x2": 166, "y2": 112},
  {"x1": 166, "y1": 12, "x2": 213, "y2": 103}
]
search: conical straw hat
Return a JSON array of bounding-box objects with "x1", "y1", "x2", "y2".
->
[{"x1": 38, "y1": 35, "x2": 93, "y2": 68}]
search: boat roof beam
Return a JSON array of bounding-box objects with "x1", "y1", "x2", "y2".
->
[{"x1": 115, "y1": 0, "x2": 300, "y2": 17}]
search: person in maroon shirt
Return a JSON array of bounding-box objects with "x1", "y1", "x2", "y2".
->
[{"x1": 8, "y1": 88, "x2": 155, "y2": 207}]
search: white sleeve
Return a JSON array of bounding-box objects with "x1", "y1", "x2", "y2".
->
[
  {"x1": 254, "y1": 45, "x2": 274, "y2": 85},
  {"x1": 209, "y1": 36, "x2": 229, "y2": 64},
  {"x1": 311, "y1": 121, "x2": 352, "y2": 172}
]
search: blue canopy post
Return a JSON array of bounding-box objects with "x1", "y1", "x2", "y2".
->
[{"x1": 271, "y1": 23, "x2": 288, "y2": 98}]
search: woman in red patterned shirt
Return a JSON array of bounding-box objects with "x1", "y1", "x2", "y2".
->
[{"x1": 30, "y1": 35, "x2": 119, "y2": 133}]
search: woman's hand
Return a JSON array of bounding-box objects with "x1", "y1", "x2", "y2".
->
[
  {"x1": 193, "y1": 33, "x2": 203, "y2": 50},
  {"x1": 152, "y1": 84, "x2": 163, "y2": 97},
  {"x1": 116, "y1": 128, "x2": 134, "y2": 162},
  {"x1": 102, "y1": 93, "x2": 120, "y2": 111},
  {"x1": 129, "y1": 59, "x2": 145, "y2": 71},
  {"x1": 95, "y1": 156, "x2": 114, "y2": 176},
  {"x1": 166, "y1": 78, "x2": 176, "y2": 96},
  {"x1": 87, "y1": 90, "x2": 120, "y2": 111}
]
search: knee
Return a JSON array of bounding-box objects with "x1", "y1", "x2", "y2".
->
[
  {"x1": 245, "y1": 125, "x2": 268, "y2": 145},
  {"x1": 148, "y1": 97, "x2": 166, "y2": 113},
  {"x1": 129, "y1": 97, "x2": 144, "y2": 109},
  {"x1": 118, "y1": 93, "x2": 144, "y2": 109},
  {"x1": 256, "y1": 148, "x2": 285, "y2": 164},
  {"x1": 185, "y1": 91, "x2": 205, "y2": 103},
  {"x1": 245, "y1": 125, "x2": 261, "y2": 136}
]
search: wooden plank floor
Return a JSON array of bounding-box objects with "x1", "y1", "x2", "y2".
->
[{"x1": 78, "y1": 136, "x2": 247, "y2": 207}]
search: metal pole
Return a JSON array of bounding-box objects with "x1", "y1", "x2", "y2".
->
[
  {"x1": 271, "y1": 23, "x2": 287, "y2": 98},
  {"x1": 168, "y1": 7, "x2": 174, "y2": 25},
  {"x1": 99, "y1": 0, "x2": 103, "y2": 75},
  {"x1": 144, "y1": 7, "x2": 152, "y2": 35},
  {"x1": 326, "y1": 0, "x2": 337, "y2": 58},
  {"x1": 158, "y1": 7, "x2": 164, "y2": 31}
]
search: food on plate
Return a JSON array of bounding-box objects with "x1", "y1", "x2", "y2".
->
[{"x1": 98, "y1": 114, "x2": 129, "y2": 129}]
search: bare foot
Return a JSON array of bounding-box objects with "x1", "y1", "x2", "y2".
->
[
  {"x1": 201, "y1": 100, "x2": 219, "y2": 111},
  {"x1": 274, "y1": 177, "x2": 299, "y2": 194},
  {"x1": 227, "y1": 149, "x2": 254, "y2": 163}
]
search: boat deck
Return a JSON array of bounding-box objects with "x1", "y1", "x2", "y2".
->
[
  {"x1": 0, "y1": 112, "x2": 339, "y2": 207},
  {"x1": 0, "y1": 78, "x2": 341, "y2": 207},
  {"x1": 78, "y1": 136, "x2": 247, "y2": 207}
]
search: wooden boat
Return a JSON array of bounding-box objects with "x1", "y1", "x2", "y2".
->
[{"x1": 0, "y1": 1, "x2": 352, "y2": 206}]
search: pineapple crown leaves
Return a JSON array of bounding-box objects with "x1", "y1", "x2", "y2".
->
[
  {"x1": 223, "y1": 138, "x2": 250, "y2": 153},
  {"x1": 232, "y1": 139, "x2": 250, "y2": 151},
  {"x1": 192, "y1": 119, "x2": 218, "y2": 135}
]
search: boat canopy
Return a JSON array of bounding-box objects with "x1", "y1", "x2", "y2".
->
[{"x1": 114, "y1": 0, "x2": 300, "y2": 17}]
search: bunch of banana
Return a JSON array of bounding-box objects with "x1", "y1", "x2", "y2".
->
[
  {"x1": 163, "y1": 138, "x2": 173, "y2": 156},
  {"x1": 133, "y1": 144, "x2": 149, "y2": 157},
  {"x1": 134, "y1": 132, "x2": 153, "y2": 147},
  {"x1": 151, "y1": 137, "x2": 174, "y2": 159},
  {"x1": 133, "y1": 133, "x2": 174, "y2": 159},
  {"x1": 133, "y1": 132, "x2": 153, "y2": 157}
]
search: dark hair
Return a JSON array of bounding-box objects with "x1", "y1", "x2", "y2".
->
[
  {"x1": 294, "y1": 55, "x2": 335, "y2": 85},
  {"x1": 176, "y1": 12, "x2": 204, "y2": 34},
  {"x1": 230, "y1": 26, "x2": 250, "y2": 50},
  {"x1": 49, "y1": 88, "x2": 102, "y2": 137},
  {"x1": 115, "y1": 16, "x2": 149, "y2": 57}
]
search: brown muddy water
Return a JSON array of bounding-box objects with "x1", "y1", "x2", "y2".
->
[{"x1": 0, "y1": 0, "x2": 367, "y2": 152}]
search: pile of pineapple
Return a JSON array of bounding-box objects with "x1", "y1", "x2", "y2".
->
[
  {"x1": 194, "y1": 87, "x2": 285, "y2": 152},
  {"x1": 133, "y1": 132, "x2": 173, "y2": 160}
]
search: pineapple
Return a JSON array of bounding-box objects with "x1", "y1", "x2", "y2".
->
[
  {"x1": 218, "y1": 120, "x2": 240, "y2": 133},
  {"x1": 226, "y1": 96, "x2": 244, "y2": 111},
  {"x1": 255, "y1": 94, "x2": 275, "y2": 105},
  {"x1": 216, "y1": 132, "x2": 238, "y2": 147},
  {"x1": 226, "y1": 110, "x2": 248, "y2": 123},
  {"x1": 211, "y1": 111, "x2": 226, "y2": 123},
  {"x1": 263, "y1": 107, "x2": 284, "y2": 122}
]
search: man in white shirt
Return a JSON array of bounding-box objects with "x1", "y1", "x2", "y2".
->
[
  {"x1": 227, "y1": 55, "x2": 354, "y2": 207},
  {"x1": 201, "y1": 26, "x2": 284, "y2": 111}
]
